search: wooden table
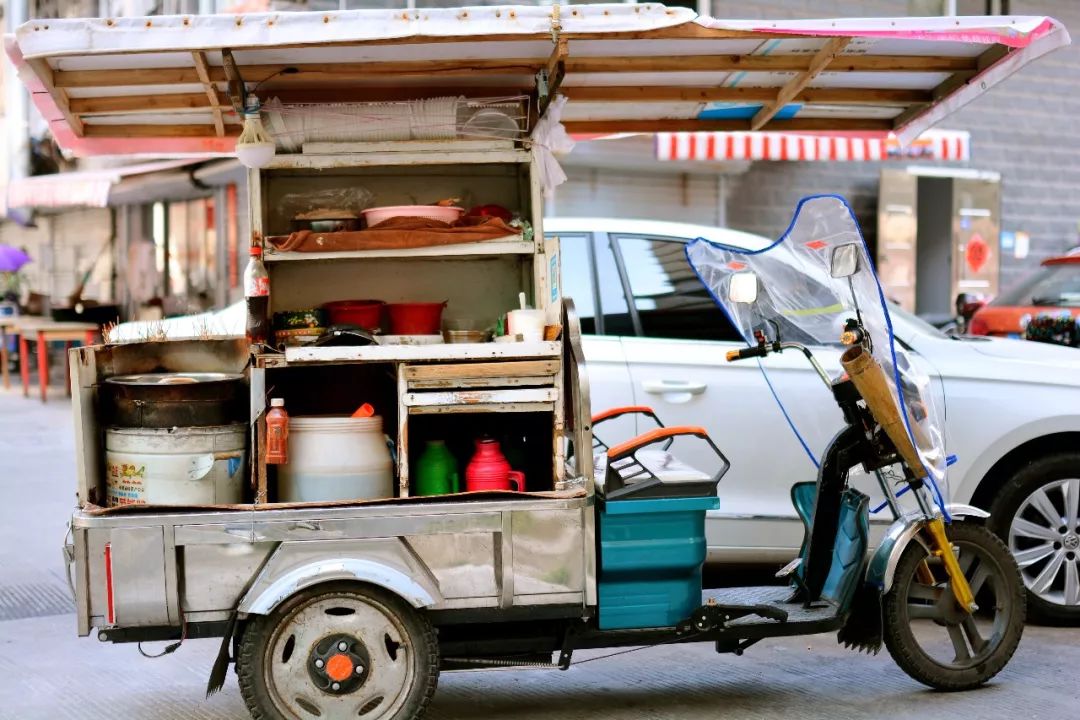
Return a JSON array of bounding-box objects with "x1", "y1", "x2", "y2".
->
[{"x1": 15, "y1": 320, "x2": 99, "y2": 402}]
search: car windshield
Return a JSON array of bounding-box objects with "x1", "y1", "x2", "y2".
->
[
  {"x1": 992, "y1": 262, "x2": 1080, "y2": 307},
  {"x1": 887, "y1": 303, "x2": 947, "y2": 339}
]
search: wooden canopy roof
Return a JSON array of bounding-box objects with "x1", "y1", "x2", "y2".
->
[{"x1": 5, "y1": 4, "x2": 1068, "y2": 156}]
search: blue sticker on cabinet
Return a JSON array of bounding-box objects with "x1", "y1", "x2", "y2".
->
[{"x1": 550, "y1": 254, "x2": 559, "y2": 304}]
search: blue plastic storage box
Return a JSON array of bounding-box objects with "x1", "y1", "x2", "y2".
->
[{"x1": 597, "y1": 495, "x2": 719, "y2": 630}]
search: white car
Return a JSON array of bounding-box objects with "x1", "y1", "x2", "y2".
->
[
  {"x1": 547, "y1": 217, "x2": 1080, "y2": 624},
  {"x1": 118, "y1": 217, "x2": 1080, "y2": 623}
]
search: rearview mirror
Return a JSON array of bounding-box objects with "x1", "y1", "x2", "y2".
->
[
  {"x1": 728, "y1": 272, "x2": 758, "y2": 304},
  {"x1": 830, "y1": 243, "x2": 861, "y2": 279}
]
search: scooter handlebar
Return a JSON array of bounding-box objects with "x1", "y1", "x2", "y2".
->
[{"x1": 726, "y1": 345, "x2": 769, "y2": 362}]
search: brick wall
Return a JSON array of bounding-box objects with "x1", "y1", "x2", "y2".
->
[{"x1": 712, "y1": 0, "x2": 1080, "y2": 289}]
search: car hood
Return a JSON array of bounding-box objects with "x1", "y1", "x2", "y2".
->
[{"x1": 913, "y1": 333, "x2": 1080, "y2": 387}]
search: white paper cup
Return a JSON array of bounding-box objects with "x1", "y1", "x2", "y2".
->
[{"x1": 508, "y1": 309, "x2": 545, "y2": 342}]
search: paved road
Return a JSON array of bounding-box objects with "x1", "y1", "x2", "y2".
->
[{"x1": 1, "y1": 387, "x2": 1079, "y2": 719}]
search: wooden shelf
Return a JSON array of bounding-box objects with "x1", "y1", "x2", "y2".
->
[
  {"x1": 264, "y1": 236, "x2": 535, "y2": 262},
  {"x1": 264, "y1": 147, "x2": 530, "y2": 170},
  {"x1": 284, "y1": 341, "x2": 560, "y2": 364}
]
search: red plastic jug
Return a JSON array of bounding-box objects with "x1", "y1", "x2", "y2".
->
[{"x1": 465, "y1": 438, "x2": 524, "y2": 492}]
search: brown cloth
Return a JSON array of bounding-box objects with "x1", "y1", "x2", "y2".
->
[{"x1": 269, "y1": 215, "x2": 522, "y2": 253}]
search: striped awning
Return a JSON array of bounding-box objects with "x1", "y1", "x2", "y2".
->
[{"x1": 655, "y1": 129, "x2": 970, "y2": 163}]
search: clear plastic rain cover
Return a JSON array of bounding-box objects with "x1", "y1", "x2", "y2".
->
[{"x1": 685, "y1": 195, "x2": 948, "y2": 511}]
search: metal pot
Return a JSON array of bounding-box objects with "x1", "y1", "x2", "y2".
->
[{"x1": 103, "y1": 372, "x2": 246, "y2": 428}]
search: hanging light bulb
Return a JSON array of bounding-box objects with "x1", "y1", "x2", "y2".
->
[{"x1": 235, "y1": 94, "x2": 276, "y2": 169}]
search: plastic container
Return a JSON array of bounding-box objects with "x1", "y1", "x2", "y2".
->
[
  {"x1": 266, "y1": 399, "x2": 289, "y2": 465},
  {"x1": 105, "y1": 424, "x2": 247, "y2": 507},
  {"x1": 507, "y1": 309, "x2": 545, "y2": 342},
  {"x1": 362, "y1": 205, "x2": 464, "y2": 227},
  {"x1": 386, "y1": 302, "x2": 447, "y2": 335},
  {"x1": 277, "y1": 415, "x2": 393, "y2": 503},
  {"x1": 596, "y1": 495, "x2": 719, "y2": 630},
  {"x1": 323, "y1": 299, "x2": 384, "y2": 331}
]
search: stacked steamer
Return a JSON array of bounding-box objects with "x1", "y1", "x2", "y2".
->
[{"x1": 101, "y1": 373, "x2": 248, "y2": 507}]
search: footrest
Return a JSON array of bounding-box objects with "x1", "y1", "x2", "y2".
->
[{"x1": 681, "y1": 600, "x2": 789, "y2": 633}]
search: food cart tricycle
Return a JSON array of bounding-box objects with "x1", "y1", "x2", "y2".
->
[{"x1": 8, "y1": 6, "x2": 1068, "y2": 719}]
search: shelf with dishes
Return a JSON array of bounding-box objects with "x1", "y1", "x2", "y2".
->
[{"x1": 263, "y1": 235, "x2": 535, "y2": 262}]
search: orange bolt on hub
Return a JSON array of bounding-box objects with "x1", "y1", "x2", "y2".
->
[{"x1": 325, "y1": 653, "x2": 354, "y2": 683}]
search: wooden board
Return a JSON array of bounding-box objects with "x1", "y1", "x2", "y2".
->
[
  {"x1": 403, "y1": 360, "x2": 559, "y2": 381},
  {"x1": 286, "y1": 342, "x2": 561, "y2": 364}
]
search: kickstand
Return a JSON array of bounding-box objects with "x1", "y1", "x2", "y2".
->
[{"x1": 558, "y1": 625, "x2": 575, "y2": 670}]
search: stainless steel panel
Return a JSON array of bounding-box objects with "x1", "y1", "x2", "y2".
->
[
  {"x1": 511, "y1": 508, "x2": 585, "y2": 597},
  {"x1": 181, "y1": 543, "x2": 275, "y2": 613},
  {"x1": 109, "y1": 526, "x2": 169, "y2": 627},
  {"x1": 74, "y1": 495, "x2": 586, "y2": 530},
  {"x1": 404, "y1": 533, "x2": 498, "y2": 599},
  {"x1": 239, "y1": 538, "x2": 445, "y2": 614},
  {"x1": 174, "y1": 511, "x2": 501, "y2": 546},
  {"x1": 72, "y1": 526, "x2": 90, "y2": 636},
  {"x1": 86, "y1": 528, "x2": 109, "y2": 626}
]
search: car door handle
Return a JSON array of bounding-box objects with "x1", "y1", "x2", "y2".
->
[{"x1": 641, "y1": 380, "x2": 707, "y2": 395}]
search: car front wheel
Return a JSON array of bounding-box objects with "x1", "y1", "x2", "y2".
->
[{"x1": 989, "y1": 452, "x2": 1080, "y2": 624}]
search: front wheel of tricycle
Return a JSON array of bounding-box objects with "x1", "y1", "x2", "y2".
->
[
  {"x1": 882, "y1": 521, "x2": 1025, "y2": 691},
  {"x1": 237, "y1": 582, "x2": 439, "y2": 720}
]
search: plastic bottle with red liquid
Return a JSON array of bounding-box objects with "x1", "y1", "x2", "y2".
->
[
  {"x1": 244, "y1": 245, "x2": 270, "y2": 346},
  {"x1": 266, "y1": 398, "x2": 289, "y2": 465}
]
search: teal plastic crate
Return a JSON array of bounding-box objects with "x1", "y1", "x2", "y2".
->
[{"x1": 597, "y1": 495, "x2": 719, "y2": 630}]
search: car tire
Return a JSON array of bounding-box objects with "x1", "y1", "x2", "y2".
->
[{"x1": 988, "y1": 452, "x2": 1080, "y2": 625}]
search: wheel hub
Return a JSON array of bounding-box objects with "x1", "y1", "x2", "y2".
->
[
  {"x1": 308, "y1": 633, "x2": 370, "y2": 694},
  {"x1": 1009, "y1": 477, "x2": 1080, "y2": 607}
]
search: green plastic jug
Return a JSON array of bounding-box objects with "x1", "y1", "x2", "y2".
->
[{"x1": 415, "y1": 440, "x2": 459, "y2": 496}]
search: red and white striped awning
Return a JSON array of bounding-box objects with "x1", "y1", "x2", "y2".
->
[{"x1": 656, "y1": 129, "x2": 970, "y2": 163}]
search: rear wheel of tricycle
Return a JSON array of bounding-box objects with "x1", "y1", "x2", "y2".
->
[
  {"x1": 882, "y1": 521, "x2": 1025, "y2": 691},
  {"x1": 237, "y1": 582, "x2": 439, "y2": 720}
]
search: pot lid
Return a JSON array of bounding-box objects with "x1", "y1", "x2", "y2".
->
[{"x1": 104, "y1": 372, "x2": 244, "y2": 386}]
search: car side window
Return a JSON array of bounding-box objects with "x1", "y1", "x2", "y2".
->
[
  {"x1": 556, "y1": 234, "x2": 598, "y2": 335},
  {"x1": 612, "y1": 234, "x2": 742, "y2": 341},
  {"x1": 549, "y1": 232, "x2": 631, "y2": 336}
]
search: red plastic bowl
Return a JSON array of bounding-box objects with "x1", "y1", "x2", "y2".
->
[
  {"x1": 323, "y1": 299, "x2": 384, "y2": 331},
  {"x1": 386, "y1": 302, "x2": 447, "y2": 335}
]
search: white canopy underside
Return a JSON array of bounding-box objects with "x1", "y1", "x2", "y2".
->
[{"x1": 5, "y1": 4, "x2": 1068, "y2": 156}]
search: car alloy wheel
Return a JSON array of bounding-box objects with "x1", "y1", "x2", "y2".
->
[{"x1": 1008, "y1": 478, "x2": 1080, "y2": 609}]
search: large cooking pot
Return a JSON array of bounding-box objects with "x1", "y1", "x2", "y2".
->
[{"x1": 103, "y1": 372, "x2": 246, "y2": 428}]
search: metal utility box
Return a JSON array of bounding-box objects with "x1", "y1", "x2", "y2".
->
[{"x1": 876, "y1": 168, "x2": 1001, "y2": 321}]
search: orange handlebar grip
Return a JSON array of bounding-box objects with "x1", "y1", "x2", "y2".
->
[
  {"x1": 607, "y1": 425, "x2": 709, "y2": 459},
  {"x1": 592, "y1": 405, "x2": 655, "y2": 424},
  {"x1": 725, "y1": 349, "x2": 742, "y2": 362}
]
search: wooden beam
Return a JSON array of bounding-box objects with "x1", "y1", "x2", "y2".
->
[
  {"x1": 891, "y1": 44, "x2": 1006, "y2": 131},
  {"x1": 82, "y1": 123, "x2": 241, "y2": 138},
  {"x1": 27, "y1": 58, "x2": 84, "y2": 137},
  {"x1": 562, "y1": 118, "x2": 895, "y2": 133},
  {"x1": 566, "y1": 54, "x2": 973, "y2": 74},
  {"x1": 68, "y1": 92, "x2": 231, "y2": 115},
  {"x1": 52, "y1": 54, "x2": 977, "y2": 89},
  {"x1": 751, "y1": 38, "x2": 851, "y2": 131},
  {"x1": 266, "y1": 86, "x2": 526, "y2": 104},
  {"x1": 561, "y1": 85, "x2": 929, "y2": 105},
  {"x1": 192, "y1": 51, "x2": 225, "y2": 137}
]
